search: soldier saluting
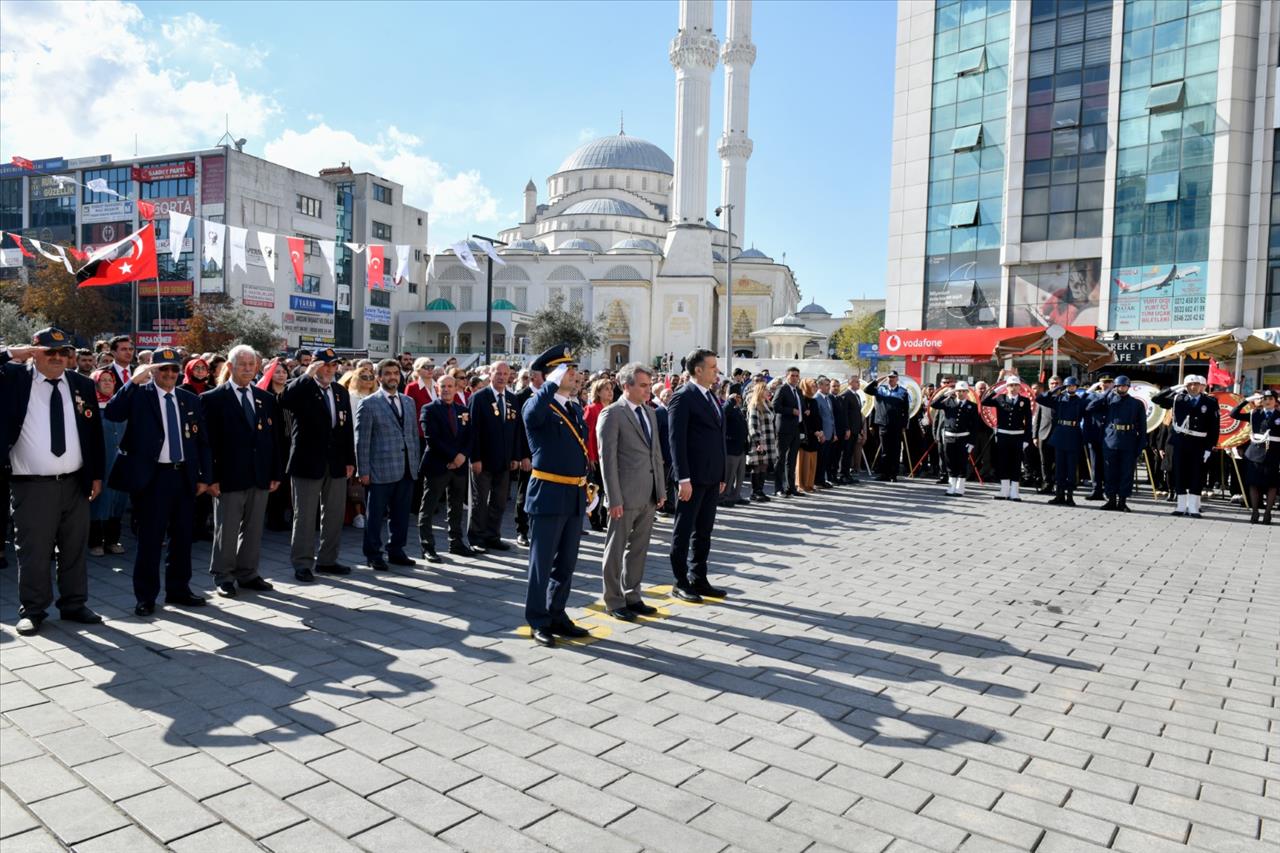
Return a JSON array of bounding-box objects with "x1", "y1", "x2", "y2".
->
[
  {"x1": 1085, "y1": 375, "x2": 1148, "y2": 512},
  {"x1": 980, "y1": 375, "x2": 1033, "y2": 501},
  {"x1": 929, "y1": 381, "x2": 980, "y2": 496},
  {"x1": 1035, "y1": 376, "x2": 1088, "y2": 505},
  {"x1": 1152, "y1": 375, "x2": 1219, "y2": 518}
]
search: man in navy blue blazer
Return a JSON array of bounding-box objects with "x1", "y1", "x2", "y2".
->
[
  {"x1": 418, "y1": 373, "x2": 473, "y2": 561},
  {"x1": 201, "y1": 345, "x2": 281, "y2": 597},
  {"x1": 467, "y1": 360, "x2": 525, "y2": 551},
  {"x1": 668, "y1": 348, "x2": 728, "y2": 603},
  {"x1": 105, "y1": 349, "x2": 213, "y2": 616}
]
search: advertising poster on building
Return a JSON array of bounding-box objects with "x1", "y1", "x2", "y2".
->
[
  {"x1": 924, "y1": 249, "x2": 1000, "y2": 329},
  {"x1": 1109, "y1": 261, "x2": 1207, "y2": 332},
  {"x1": 242, "y1": 284, "x2": 275, "y2": 309},
  {"x1": 82, "y1": 201, "x2": 135, "y2": 223},
  {"x1": 201, "y1": 155, "x2": 225, "y2": 205},
  {"x1": 282, "y1": 310, "x2": 335, "y2": 342},
  {"x1": 1009, "y1": 258, "x2": 1101, "y2": 327},
  {"x1": 29, "y1": 176, "x2": 76, "y2": 199},
  {"x1": 149, "y1": 196, "x2": 195, "y2": 218},
  {"x1": 139, "y1": 280, "x2": 194, "y2": 297},
  {"x1": 82, "y1": 222, "x2": 132, "y2": 255},
  {"x1": 337, "y1": 285, "x2": 351, "y2": 312},
  {"x1": 366, "y1": 306, "x2": 392, "y2": 325}
]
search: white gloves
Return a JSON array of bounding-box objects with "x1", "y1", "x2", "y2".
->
[
  {"x1": 1203, "y1": 450, "x2": 1210, "y2": 463},
  {"x1": 966, "y1": 444, "x2": 974, "y2": 454},
  {"x1": 546, "y1": 364, "x2": 569, "y2": 386}
]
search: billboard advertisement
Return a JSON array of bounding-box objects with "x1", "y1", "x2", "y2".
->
[
  {"x1": 29, "y1": 176, "x2": 75, "y2": 199},
  {"x1": 132, "y1": 162, "x2": 195, "y2": 182},
  {"x1": 82, "y1": 200, "x2": 136, "y2": 223},
  {"x1": 924, "y1": 249, "x2": 1001, "y2": 329},
  {"x1": 148, "y1": 196, "x2": 194, "y2": 218},
  {"x1": 201, "y1": 155, "x2": 225, "y2": 205},
  {"x1": 242, "y1": 284, "x2": 275, "y2": 308},
  {"x1": 1009, "y1": 258, "x2": 1101, "y2": 327},
  {"x1": 1109, "y1": 261, "x2": 1207, "y2": 332}
]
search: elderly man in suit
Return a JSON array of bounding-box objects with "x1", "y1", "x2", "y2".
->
[
  {"x1": 356, "y1": 358, "x2": 421, "y2": 571},
  {"x1": 202, "y1": 344, "x2": 282, "y2": 597},
  {"x1": 418, "y1": 373, "x2": 473, "y2": 562},
  {"x1": 280, "y1": 347, "x2": 356, "y2": 583},
  {"x1": 2, "y1": 329, "x2": 106, "y2": 636},
  {"x1": 467, "y1": 360, "x2": 524, "y2": 551},
  {"x1": 104, "y1": 348, "x2": 213, "y2": 616},
  {"x1": 668, "y1": 347, "x2": 728, "y2": 603},
  {"x1": 597, "y1": 362, "x2": 665, "y2": 621}
]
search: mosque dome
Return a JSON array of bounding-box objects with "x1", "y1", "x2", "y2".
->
[
  {"x1": 503, "y1": 239, "x2": 548, "y2": 254},
  {"x1": 554, "y1": 238, "x2": 602, "y2": 253},
  {"x1": 426, "y1": 298, "x2": 456, "y2": 311},
  {"x1": 797, "y1": 301, "x2": 830, "y2": 315},
  {"x1": 562, "y1": 198, "x2": 649, "y2": 218},
  {"x1": 608, "y1": 238, "x2": 662, "y2": 254},
  {"x1": 491, "y1": 298, "x2": 518, "y2": 310},
  {"x1": 557, "y1": 134, "x2": 674, "y2": 174},
  {"x1": 735, "y1": 248, "x2": 772, "y2": 261}
]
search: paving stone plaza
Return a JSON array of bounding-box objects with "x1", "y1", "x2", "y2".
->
[{"x1": 1, "y1": 480, "x2": 1276, "y2": 852}]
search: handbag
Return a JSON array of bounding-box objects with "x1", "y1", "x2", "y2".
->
[{"x1": 1244, "y1": 437, "x2": 1267, "y2": 464}]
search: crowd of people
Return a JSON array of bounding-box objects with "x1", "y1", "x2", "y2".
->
[{"x1": 2, "y1": 329, "x2": 1277, "y2": 643}]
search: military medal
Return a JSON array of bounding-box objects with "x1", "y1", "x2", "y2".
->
[
  {"x1": 460, "y1": 411, "x2": 470, "y2": 425},
  {"x1": 492, "y1": 402, "x2": 500, "y2": 417}
]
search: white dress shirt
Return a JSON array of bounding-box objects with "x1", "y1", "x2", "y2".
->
[
  {"x1": 154, "y1": 384, "x2": 181, "y2": 463},
  {"x1": 380, "y1": 387, "x2": 403, "y2": 418},
  {"x1": 11, "y1": 368, "x2": 83, "y2": 476}
]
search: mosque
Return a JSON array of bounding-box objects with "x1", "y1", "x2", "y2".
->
[{"x1": 397, "y1": 0, "x2": 804, "y2": 369}]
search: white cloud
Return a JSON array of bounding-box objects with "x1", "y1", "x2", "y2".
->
[
  {"x1": 577, "y1": 127, "x2": 597, "y2": 142},
  {"x1": 0, "y1": 1, "x2": 277, "y2": 161},
  {"x1": 263, "y1": 124, "x2": 504, "y2": 232},
  {"x1": 160, "y1": 12, "x2": 268, "y2": 70}
]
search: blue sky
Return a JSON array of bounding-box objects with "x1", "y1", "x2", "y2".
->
[{"x1": 1, "y1": 0, "x2": 897, "y2": 312}]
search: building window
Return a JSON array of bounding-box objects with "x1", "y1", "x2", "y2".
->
[
  {"x1": 372, "y1": 221, "x2": 392, "y2": 240},
  {"x1": 0, "y1": 179, "x2": 21, "y2": 230},
  {"x1": 409, "y1": 281, "x2": 418, "y2": 294},
  {"x1": 414, "y1": 248, "x2": 422, "y2": 261},
  {"x1": 81, "y1": 167, "x2": 131, "y2": 204},
  {"x1": 370, "y1": 322, "x2": 389, "y2": 341},
  {"x1": 299, "y1": 274, "x2": 321, "y2": 294},
  {"x1": 372, "y1": 184, "x2": 393, "y2": 204},
  {"x1": 459, "y1": 286, "x2": 473, "y2": 311},
  {"x1": 950, "y1": 125, "x2": 982, "y2": 150},
  {"x1": 514, "y1": 286, "x2": 529, "y2": 311},
  {"x1": 1146, "y1": 80, "x2": 1185, "y2": 111},
  {"x1": 370, "y1": 289, "x2": 391, "y2": 308},
  {"x1": 296, "y1": 194, "x2": 323, "y2": 218}
]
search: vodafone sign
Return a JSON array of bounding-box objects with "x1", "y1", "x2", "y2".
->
[{"x1": 879, "y1": 326, "x2": 1097, "y2": 357}]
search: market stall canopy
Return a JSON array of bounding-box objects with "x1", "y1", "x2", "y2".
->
[
  {"x1": 992, "y1": 327, "x2": 1114, "y2": 372},
  {"x1": 1138, "y1": 329, "x2": 1280, "y2": 368}
]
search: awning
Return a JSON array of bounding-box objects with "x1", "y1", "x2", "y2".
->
[
  {"x1": 1139, "y1": 329, "x2": 1280, "y2": 367},
  {"x1": 992, "y1": 327, "x2": 1114, "y2": 372}
]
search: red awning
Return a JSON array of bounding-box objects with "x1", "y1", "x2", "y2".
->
[{"x1": 879, "y1": 325, "x2": 1098, "y2": 358}]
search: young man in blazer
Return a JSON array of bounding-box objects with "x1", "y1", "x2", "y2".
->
[{"x1": 355, "y1": 359, "x2": 421, "y2": 570}]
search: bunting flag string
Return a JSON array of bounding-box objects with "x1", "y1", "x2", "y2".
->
[
  {"x1": 228, "y1": 226, "x2": 248, "y2": 274},
  {"x1": 450, "y1": 240, "x2": 480, "y2": 272},
  {"x1": 394, "y1": 244, "x2": 410, "y2": 285},
  {"x1": 475, "y1": 238, "x2": 506, "y2": 267},
  {"x1": 203, "y1": 221, "x2": 226, "y2": 269},
  {"x1": 29, "y1": 239, "x2": 73, "y2": 273},
  {"x1": 286, "y1": 237, "x2": 306, "y2": 286},
  {"x1": 366, "y1": 245, "x2": 385, "y2": 289},
  {"x1": 168, "y1": 211, "x2": 192, "y2": 261},
  {"x1": 256, "y1": 231, "x2": 276, "y2": 284},
  {"x1": 318, "y1": 240, "x2": 336, "y2": 281},
  {"x1": 424, "y1": 246, "x2": 436, "y2": 283}
]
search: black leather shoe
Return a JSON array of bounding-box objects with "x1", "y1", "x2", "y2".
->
[
  {"x1": 164, "y1": 592, "x2": 206, "y2": 607},
  {"x1": 422, "y1": 550, "x2": 443, "y2": 564},
  {"x1": 16, "y1": 615, "x2": 44, "y2": 635},
  {"x1": 483, "y1": 538, "x2": 512, "y2": 552},
  {"x1": 1170, "y1": 509, "x2": 1185, "y2": 516},
  {"x1": 671, "y1": 585, "x2": 703, "y2": 603},
  {"x1": 387, "y1": 554, "x2": 416, "y2": 566},
  {"x1": 238, "y1": 577, "x2": 274, "y2": 591},
  {"x1": 516, "y1": 533, "x2": 530, "y2": 547},
  {"x1": 531, "y1": 627, "x2": 556, "y2": 647},
  {"x1": 449, "y1": 543, "x2": 478, "y2": 557},
  {"x1": 316, "y1": 564, "x2": 352, "y2": 575},
  {"x1": 550, "y1": 620, "x2": 590, "y2": 639},
  {"x1": 627, "y1": 601, "x2": 658, "y2": 616},
  {"x1": 134, "y1": 602, "x2": 155, "y2": 617},
  {"x1": 1101, "y1": 498, "x2": 1118, "y2": 511},
  {"x1": 690, "y1": 581, "x2": 727, "y2": 598},
  {"x1": 608, "y1": 608, "x2": 637, "y2": 622},
  {"x1": 756, "y1": 493, "x2": 772, "y2": 503},
  {"x1": 60, "y1": 607, "x2": 103, "y2": 624},
  {"x1": 367, "y1": 556, "x2": 389, "y2": 571},
  {"x1": 216, "y1": 582, "x2": 237, "y2": 598},
  {"x1": 294, "y1": 568, "x2": 316, "y2": 583},
  {"x1": 1085, "y1": 492, "x2": 1104, "y2": 501}
]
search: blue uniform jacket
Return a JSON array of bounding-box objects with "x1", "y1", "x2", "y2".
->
[
  {"x1": 522, "y1": 380, "x2": 588, "y2": 516},
  {"x1": 200, "y1": 382, "x2": 282, "y2": 491},
  {"x1": 1085, "y1": 391, "x2": 1148, "y2": 453},
  {"x1": 104, "y1": 382, "x2": 212, "y2": 493},
  {"x1": 419, "y1": 398, "x2": 472, "y2": 478},
  {"x1": 1151, "y1": 389, "x2": 1219, "y2": 452},
  {"x1": 1035, "y1": 389, "x2": 1088, "y2": 452}
]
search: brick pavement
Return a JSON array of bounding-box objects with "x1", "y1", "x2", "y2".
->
[{"x1": 0, "y1": 480, "x2": 1276, "y2": 852}]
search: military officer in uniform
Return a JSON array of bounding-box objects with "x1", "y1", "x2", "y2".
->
[
  {"x1": 980, "y1": 375, "x2": 1033, "y2": 501},
  {"x1": 1084, "y1": 374, "x2": 1114, "y2": 500},
  {"x1": 929, "y1": 381, "x2": 980, "y2": 496},
  {"x1": 1035, "y1": 376, "x2": 1088, "y2": 505},
  {"x1": 1152, "y1": 375, "x2": 1220, "y2": 518},
  {"x1": 869, "y1": 371, "x2": 910, "y2": 481},
  {"x1": 1086, "y1": 375, "x2": 1148, "y2": 512},
  {"x1": 522, "y1": 344, "x2": 591, "y2": 648}
]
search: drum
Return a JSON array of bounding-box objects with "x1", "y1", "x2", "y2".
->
[
  {"x1": 1127, "y1": 381, "x2": 1169, "y2": 434},
  {"x1": 855, "y1": 388, "x2": 875, "y2": 419},
  {"x1": 1214, "y1": 392, "x2": 1250, "y2": 449},
  {"x1": 901, "y1": 376, "x2": 923, "y2": 418}
]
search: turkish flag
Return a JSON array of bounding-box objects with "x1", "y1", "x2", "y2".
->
[
  {"x1": 285, "y1": 237, "x2": 306, "y2": 286},
  {"x1": 367, "y1": 244, "x2": 385, "y2": 289},
  {"x1": 76, "y1": 224, "x2": 159, "y2": 287},
  {"x1": 137, "y1": 200, "x2": 156, "y2": 220},
  {"x1": 7, "y1": 232, "x2": 34, "y2": 257},
  {"x1": 1207, "y1": 358, "x2": 1232, "y2": 387},
  {"x1": 11, "y1": 156, "x2": 35, "y2": 170}
]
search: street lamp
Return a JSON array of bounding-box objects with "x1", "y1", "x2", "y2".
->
[
  {"x1": 715, "y1": 204, "x2": 734, "y2": 381},
  {"x1": 472, "y1": 234, "x2": 508, "y2": 364}
]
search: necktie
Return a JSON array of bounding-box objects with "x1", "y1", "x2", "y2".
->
[
  {"x1": 707, "y1": 388, "x2": 721, "y2": 422},
  {"x1": 325, "y1": 386, "x2": 336, "y2": 426},
  {"x1": 636, "y1": 405, "x2": 651, "y2": 446},
  {"x1": 498, "y1": 391, "x2": 505, "y2": 420},
  {"x1": 238, "y1": 387, "x2": 255, "y2": 426},
  {"x1": 165, "y1": 392, "x2": 184, "y2": 462},
  {"x1": 48, "y1": 378, "x2": 66, "y2": 457},
  {"x1": 390, "y1": 394, "x2": 402, "y2": 423}
]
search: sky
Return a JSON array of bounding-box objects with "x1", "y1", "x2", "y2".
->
[{"x1": 0, "y1": 0, "x2": 897, "y2": 312}]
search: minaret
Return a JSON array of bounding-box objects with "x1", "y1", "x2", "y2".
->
[
  {"x1": 523, "y1": 179, "x2": 537, "y2": 223},
  {"x1": 718, "y1": 0, "x2": 755, "y2": 250}
]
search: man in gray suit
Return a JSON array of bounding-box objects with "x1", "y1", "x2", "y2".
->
[
  {"x1": 355, "y1": 359, "x2": 421, "y2": 571},
  {"x1": 596, "y1": 362, "x2": 666, "y2": 621}
]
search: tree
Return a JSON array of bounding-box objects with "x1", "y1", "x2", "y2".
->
[
  {"x1": 829, "y1": 310, "x2": 884, "y2": 372},
  {"x1": 179, "y1": 294, "x2": 282, "y2": 356},
  {"x1": 0, "y1": 297, "x2": 49, "y2": 345},
  {"x1": 525, "y1": 291, "x2": 607, "y2": 363},
  {"x1": 0, "y1": 258, "x2": 125, "y2": 344}
]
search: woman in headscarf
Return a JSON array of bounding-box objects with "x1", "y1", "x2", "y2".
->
[
  {"x1": 88, "y1": 367, "x2": 130, "y2": 556},
  {"x1": 257, "y1": 357, "x2": 293, "y2": 531},
  {"x1": 179, "y1": 356, "x2": 212, "y2": 396}
]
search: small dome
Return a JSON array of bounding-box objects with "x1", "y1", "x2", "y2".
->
[
  {"x1": 561, "y1": 198, "x2": 648, "y2": 218},
  {"x1": 426, "y1": 298, "x2": 456, "y2": 311},
  {"x1": 608, "y1": 238, "x2": 662, "y2": 254},
  {"x1": 491, "y1": 298, "x2": 518, "y2": 310},
  {"x1": 735, "y1": 248, "x2": 772, "y2": 261},
  {"x1": 557, "y1": 133, "x2": 674, "y2": 174},
  {"x1": 503, "y1": 239, "x2": 547, "y2": 254},
  {"x1": 554, "y1": 238, "x2": 602, "y2": 253},
  {"x1": 797, "y1": 301, "x2": 830, "y2": 315}
]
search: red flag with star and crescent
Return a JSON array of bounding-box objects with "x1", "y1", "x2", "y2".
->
[
  {"x1": 367, "y1": 245, "x2": 385, "y2": 289},
  {"x1": 286, "y1": 236, "x2": 306, "y2": 286},
  {"x1": 76, "y1": 223, "x2": 159, "y2": 287}
]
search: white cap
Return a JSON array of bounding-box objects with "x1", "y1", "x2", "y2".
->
[
  {"x1": 955, "y1": 381, "x2": 970, "y2": 391},
  {"x1": 1184, "y1": 374, "x2": 1206, "y2": 385},
  {"x1": 1005, "y1": 375, "x2": 1022, "y2": 385}
]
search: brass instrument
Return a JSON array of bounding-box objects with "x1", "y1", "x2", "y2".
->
[{"x1": 1214, "y1": 392, "x2": 1250, "y2": 449}]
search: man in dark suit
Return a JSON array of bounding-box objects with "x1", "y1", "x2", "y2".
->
[
  {"x1": 2, "y1": 329, "x2": 106, "y2": 635},
  {"x1": 418, "y1": 373, "x2": 473, "y2": 561},
  {"x1": 652, "y1": 387, "x2": 676, "y2": 514},
  {"x1": 355, "y1": 359, "x2": 421, "y2": 570},
  {"x1": 773, "y1": 366, "x2": 804, "y2": 496},
  {"x1": 837, "y1": 375, "x2": 864, "y2": 483},
  {"x1": 280, "y1": 348, "x2": 356, "y2": 582},
  {"x1": 201, "y1": 344, "x2": 282, "y2": 597},
  {"x1": 104, "y1": 349, "x2": 213, "y2": 616},
  {"x1": 522, "y1": 344, "x2": 591, "y2": 647},
  {"x1": 512, "y1": 367, "x2": 542, "y2": 547},
  {"x1": 467, "y1": 360, "x2": 524, "y2": 551},
  {"x1": 668, "y1": 347, "x2": 728, "y2": 603}
]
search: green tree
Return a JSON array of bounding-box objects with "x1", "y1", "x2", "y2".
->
[
  {"x1": 179, "y1": 295, "x2": 282, "y2": 356},
  {"x1": 829, "y1": 310, "x2": 884, "y2": 372},
  {"x1": 0, "y1": 297, "x2": 49, "y2": 345},
  {"x1": 525, "y1": 291, "x2": 606, "y2": 363},
  {"x1": 0, "y1": 258, "x2": 125, "y2": 343}
]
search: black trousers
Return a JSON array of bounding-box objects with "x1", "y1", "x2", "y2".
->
[
  {"x1": 515, "y1": 468, "x2": 532, "y2": 536},
  {"x1": 1104, "y1": 448, "x2": 1139, "y2": 498},
  {"x1": 943, "y1": 441, "x2": 968, "y2": 477},
  {"x1": 993, "y1": 435, "x2": 1023, "y2": 480},
  {"x1": 1039, "y1": 442, "x2": 1056, "y2": 488},
  {"x1": 1087, "y1": 438, "x2": 1106, "y2": 493},
  {"x1": 1170, "y1": 443, "x2": 1208, "y2": 495},
  {"x1": 816, "y1": 440, "x2": 837, "y2": 484},
  {"x1": 0, "y1": 463, "x2": 10, "y2": 551},
  {"x1": 878, "y1": 428, "x2": 903, "y2": 478},
  {"x1": 670, "y1": 482, "x2": 718, "y2": 586},
  {"x1": 840, "y1": 434, "x2": 857, "y2": 478},
  {"x1": 775, "y1": 427, "x2": 800, "y2": 492},
  {"x1": 132, "y1": 466, "x2": 195, "y2": 605},
  {"x1": 419, "y1": 468, "x2": 466, "y2": 550}
]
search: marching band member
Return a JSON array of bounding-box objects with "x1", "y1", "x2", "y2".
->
[
  {"x1": 1035, "y1": 376, "x2": 1088, "y2": 505},
  {"x1": 929, "y1": 381, "x2": 980, "y2": 496},
  {"x1": 1231, "y1": 389, "x2": 1280, "y2": 525},
  {"x1": 1085, "y1": 375, "x2": 1147, "y2": 512},
  {"x1": 980, "y1": 375, "x2": 1032, "y2": 501},
  {"x1": 1152, "y1": 376, "x2": 1219, "y2": 518}
]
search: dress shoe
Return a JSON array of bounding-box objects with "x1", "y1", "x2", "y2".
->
[
  {"x1": 449, "y1": 542, "x2": 479, "y2": 557},
  {"x1": 134, "y1": 602, "x2": 155, "y2": 617},
  {"x1": 316, "y1": 564, "x2": 352, "y2": 575},
  {"x1": 366, "y1": 556, "x2": 389, "y2": 571},
  {"x1": 690, "y1": 580, "x2": 727, "y2": 598},
  {"x1": 516, "y1": 533, "x2": 530, "y2": 547},
  {"x1": 89, "y1": 545, "x2": 105, "y2": 557},
  {"x1": 1065, "y1": 495, "x2": 1077, "y2": 506},
  {"x1": 294, "y1": 568, "x2": 316, "y2": 583},
  {"x1": 671, "y1": 585, "x2": 703, "y2": 603},
  {"x1": 1186, "y1": 511, "x2": 1201, "y2": 518},
  {"x1": 16, "y1": 614, "x2": 44, "y2": 636},
  {"x1": 238, "y1": 577, "x2": 274, "y2": 591},
  {"x1": 530, "y1": 627, "x2": 556, "y2": 647},
  {"x1": 550, "y1": 620, "x2": 590, "y2": 639},
  {"x1": 747, "y1": 493, "x2": 760, "y2": 502},
  {"x1": 422, "y1": 549, "x2": 443, "y2": 564},
  {"x1": 608, "y1": 608, "x2": 637, "y2": 622},
  {"x1": 755, "y1": 493, "x2": 771, "y2": 503},
  {"x1": 934, "y1": 476, "x2": 948, "y2": 484},
  {"x1": 106, "y1": 543, "x2": 126, "y2": 555},
  {"x1": 216, "y1": 582, "x2": 237, "y2": 598},
  {"x1": 1170, "y1": 509, "x2": 1185, "y2": 516},
  {"x1": 1085, "y1": 492, "x2": 1104, "y2": 501},
  {"x1": 164, "y1": 592, "x2": 206, "y2": 607},
  {"x1": 483, "y1": 538, "x2": 512, "y2": 552},
  {"x1": 1008, "y1": 497, "x2": 1022, "y2": 503},
  {"x1": 992, "y1": 495, "x2": 1007, "y2": 501},
  {"x1": 60, "y1": 606, "x2": 103, "y2": 625},
  {"x1": 627, "y1": 601, "x2": 658, "y2": 616},
  {"x1": 1101, "y1": 498, "x2": 1118, "y2": 511},
  {"x1": 387, "y1": 553, "x2": 416, "y2": 566}
]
